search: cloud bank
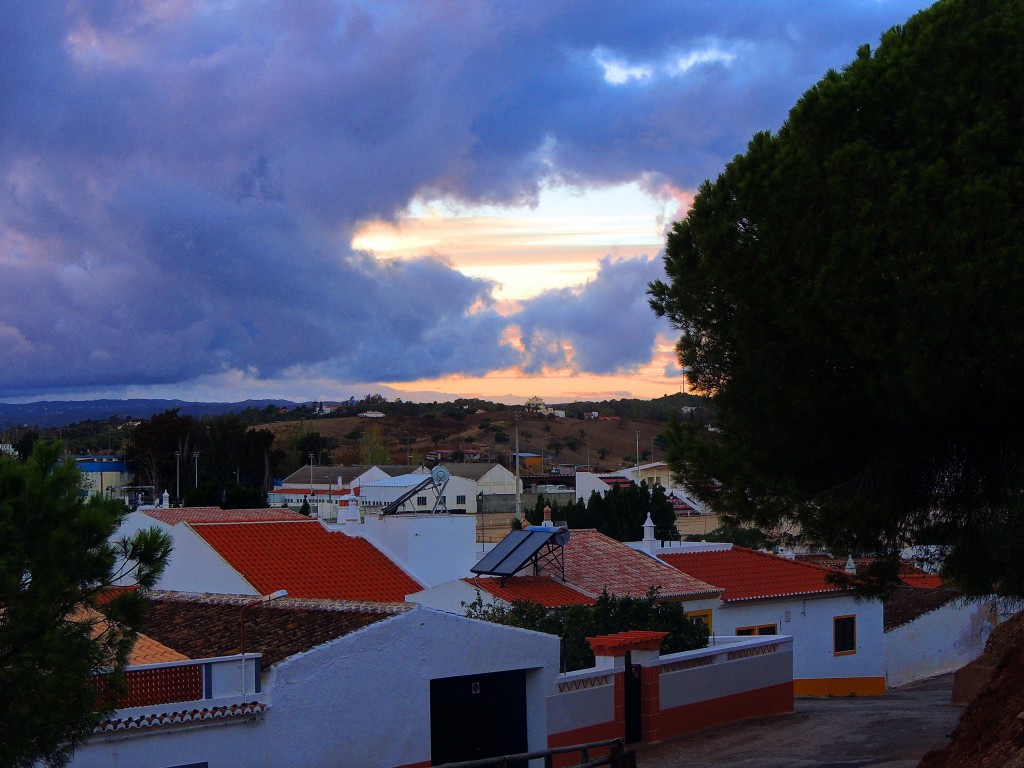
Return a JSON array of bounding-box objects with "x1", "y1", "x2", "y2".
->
[{"x1": 0, "y1": 1, "x2": 931, "y2": 399}]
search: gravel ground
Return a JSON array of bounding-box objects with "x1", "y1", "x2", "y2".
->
[{"x1": 632, "y1": 674, "x2": 961, "y2": 768}]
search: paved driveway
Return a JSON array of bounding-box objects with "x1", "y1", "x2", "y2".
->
[{"x1": 633, "y1": 674, "x2": 961, "y2": 768}]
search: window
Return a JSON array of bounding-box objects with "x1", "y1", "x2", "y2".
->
[
  {"x1": 736, "y1": 624, "x2": 777, "y2": 636},
  {"x1": 834, "y1": 615, "x2": 856, "y2": 655},
  {"x1": 688, "y1": 609, "x2": 713, "y2": 632},
  {"x1": 416, "y1": 496, "x2": 427, "y2": 506}
]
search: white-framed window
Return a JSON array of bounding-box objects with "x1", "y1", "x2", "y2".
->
[{"x1": 416, "y1": 496, "x2": 427, "y2": 506}]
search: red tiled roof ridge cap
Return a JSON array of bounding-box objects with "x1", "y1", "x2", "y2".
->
[
  {"x1": 726, "y1": 545, "x2": 860, "y2": 581},
  {"x1": 145, "y1": 590, "x2": 412, "y2": 613},
  {"x1": 187, "y1": 518, "x2": 319, "y2": 526}
]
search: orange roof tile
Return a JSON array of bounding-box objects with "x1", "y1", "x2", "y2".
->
[
  {"x1": 189, "y1": 520, "x2": 422, "y2": 602},
  {"x1": 464, "y1": 575, "x2": 596, "y2": 608},
  {"x1": 129, "y1": 632, "x2": 189, "y2": 665},
  {"x1": 899, "y1": 573, "x2": 946, "y2": 589},
  {"x1": 551, "y1": 529, "x2": 721, "y2": 600},
  {"x1": 796, "y1": 554, "x2": 946, "y2": 589},
  {"x1": 659, "y1": 546, "x2": 850, "y2": 602},
  {"x1": 144, "y1": 507, "x2": 308, "y2": 525}
]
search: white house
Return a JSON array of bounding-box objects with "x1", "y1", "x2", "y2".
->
[
  {"x1": 116, "y1": 507, "x2": 424, "y2": 601},
  {"x1": 657, "y1": 543, "x2": 886, "y2": 696},
  {"x1": 884, "y1": 583, "x2": 998, "y2": 687},
  {"x1": 70, "y1": 592, "x2": 794, "y2": 768},
  {"x1": 359, "y1": 472, "x2": 478, "y2": 514},
  {"x1": 69, "y1": 594, "x2": 559, "y2": 768},
  {"x1": 440, "y1": 462, "x2": 520, "y2": 496}
]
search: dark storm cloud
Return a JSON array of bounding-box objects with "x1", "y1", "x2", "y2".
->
[
  {"x1": 513, "y1": 256, "x2": 671, "y2": 375},
  {"x1": 0, "y1": 0, "x2": 931, "y2": 397}
]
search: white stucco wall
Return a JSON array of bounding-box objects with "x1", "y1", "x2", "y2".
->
[
  {"x1": 116, "y1": 512, "x2": 256, "y2": 595},
  {"x1": 407, "y1": 578, "x2": 488, "y2": 613},
  {"x1": 575, "y1": 472, "x2": 611, "y2": 501},
  {"x1": 885, "y1": 598, "x2": 996, "y2": 687},
  {"x1": 68, "y1": 608, "x2": 560, "y2": 768},
  {"x1": 266, "y1": 608, "x2": 560, "y2": 767},
  {"x1": 360, "y1": 475, "x2": 478, "y2": 514},
  {"x1": 712, "y1": 594, "x2": 885, "y2": 684},
  {"x1": 357, "y1": 513, "x2": 478, "y2": 588},
  {"x1": 471, "y1": 465, "x2": 519, "y2": 495}
]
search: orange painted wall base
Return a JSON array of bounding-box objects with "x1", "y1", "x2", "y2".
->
[
  {"x1": 793, "y1": 677, "x2": 887, "y2": 697},
  {"x1": 650, "y1": 681, "x2": 794, "y2": 742},
  {"x1": 548, "y1": 721, "x2": 622, "y2": 768}
]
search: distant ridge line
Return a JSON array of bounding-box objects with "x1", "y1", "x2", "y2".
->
[{"x1": 0, "y1": 398, "x2": 301, "y2": 429}]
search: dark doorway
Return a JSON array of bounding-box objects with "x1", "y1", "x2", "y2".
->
[
  {"x1": 624, "y1": 652, "x2": 642, "y2": 744},
  {"x1": 430, "y1": 669, "x2": 529, "y2": 766}
]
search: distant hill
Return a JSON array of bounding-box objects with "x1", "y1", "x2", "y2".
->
[{"x1": 0, "y1": 399, "x2": 299, "y2": 429}]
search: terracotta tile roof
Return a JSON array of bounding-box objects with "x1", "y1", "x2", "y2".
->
[
  {"x1": 94, "y1": 701, "x2": 268, "y2": 733},
  {"x1": 143, "y1": 507, "x2": 307, "y2": 525},
  {"x1": 464, "y1": 575, "x2": 596, "y2": 608},
  {"x1": 129, "y1": 632, "x2": 189, "y2": 665},
  {"x1": 75, "y1": 606, "x2": 188, "y2": 666},
  {"x1": 188, "y1": 520, "x2": 423, "y2": 602},
  {"x1": 134, "y1": 591, "x2": 407, "y2": 667},
  {"x1": 797, "y1": 554, "x2": 947, "y2": 588},
  {"x1": 659, "y1": 546, "x2": 851, "y2": 602},
  {"x1": 883, "y1": 583, "x2": 961, "y2": 631},
  {"x1": 549, "y1": 529, "x2": 721, "y2": 600},
  {"x1": 436, "y1": 463, "x2": 507, "y2": 480},
  {"x1": 268, "y1": 487, "x2": 352, "y2": 497}
]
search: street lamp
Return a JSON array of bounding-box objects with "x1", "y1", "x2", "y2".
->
[
  {"x1": 240, "y1": 589, "x2": 288, "y2": 701},
  {"x1": 193, "y1": 451, "x2": 200, "y2": 488},
  {"x1": 174, "y1": 450, "x2": 180, "y2": 504}
]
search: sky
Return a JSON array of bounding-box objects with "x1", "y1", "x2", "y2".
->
[{"x1": 0, "y1": 0, "x2": 934, "y2": 405}]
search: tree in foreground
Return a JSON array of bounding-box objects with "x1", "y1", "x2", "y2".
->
[
  {"x1": 648, "y1": 0, "x2": 1024, "y2": 596},
  {"x1": 0, "y1": 443, "x2": 172, "y2": 767}
]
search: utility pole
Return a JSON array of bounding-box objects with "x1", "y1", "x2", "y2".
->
[
  {"x1": 635, "y1": 431, "x2": 640, "y2": 483},
  {"x1": 175, "y1": 450, "x2": 180, "y2": 503},
  {"x1": 309, "y1": 452, "x2": 315, "y2": 502},
  {"x1": 514, "y1": 413, "x2": 521, "y2": 518},
  {"x1": 193, "y1": 451, "x2": 199, "y2": 488}
]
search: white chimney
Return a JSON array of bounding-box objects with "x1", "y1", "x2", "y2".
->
[
  {"x1": 641, "y1": 512, "x2": 657, "y2": 555},
  {"x1": 844, "y1": 555, "x2": 857, "y2": 575}
]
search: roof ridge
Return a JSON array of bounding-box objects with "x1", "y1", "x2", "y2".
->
[
  {"x1": 147, "y1": 590, "x2": 412, "y2": 613},
  {"x1": 188, "y1": 518, "x2": 318, "y2": 526},
  {"x1": 732, "y1": 545, "x2": 856, "y2": 580}
]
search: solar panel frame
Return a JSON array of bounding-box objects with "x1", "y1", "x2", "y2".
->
[{"x1": 471, "y1": 529, "x2": 556, "y2": 577}]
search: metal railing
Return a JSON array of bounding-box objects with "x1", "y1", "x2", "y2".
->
[{"x1": 432, "y1": 737, "x2": 633, "y2": 768}]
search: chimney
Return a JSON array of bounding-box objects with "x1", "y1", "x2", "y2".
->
[
  {"x1": 542, "y1": 505, "x2": 553, "y2": 528},
  {"x1": 643, "y1": 512, "x2": 655, "y2": 543},
  {"x1": 844, "y1": 555, "x2": 857, "y2": 575},
  {"x1": 642, "y1": 512, "x2": 656, "y2": 554}
]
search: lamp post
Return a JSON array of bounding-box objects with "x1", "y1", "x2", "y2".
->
[
  {"x1": 240, "y1": 589, "x2": 288, "y2": 701},
  {"x1": 174, "y1": 450, "x2": 180, "y2": 504},
  {"x1": 193, "y1": 451, "x2": 200, "y2": 488}
]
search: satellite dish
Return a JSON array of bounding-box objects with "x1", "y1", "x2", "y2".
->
[{"x1": 431, "y1": 466, "x2": 450, "y2": 484}]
